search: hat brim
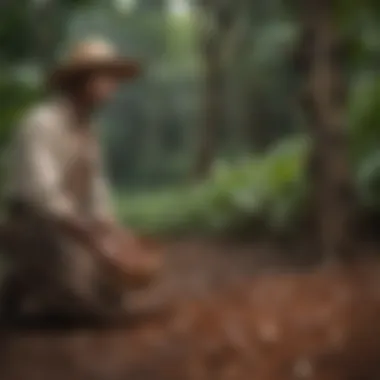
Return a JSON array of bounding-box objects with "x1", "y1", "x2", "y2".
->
[{"x1": 48, "y1": 58, "x2": 142, "y2": 88}]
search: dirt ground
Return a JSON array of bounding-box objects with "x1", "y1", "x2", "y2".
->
[{"x1": 1, "y1": 238, "x2": 380, "y2": 380}]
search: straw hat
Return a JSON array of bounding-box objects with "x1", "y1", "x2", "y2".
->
[{"x1": 49, "y1": 38, "x2": 141, "y2": 88}]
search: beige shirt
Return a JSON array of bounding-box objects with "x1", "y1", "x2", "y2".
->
[{"x1": 5, "y1": 98, "x2": 114, "y2": 222}]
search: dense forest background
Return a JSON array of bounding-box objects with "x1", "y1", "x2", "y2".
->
[{"x1": 1, "y1": 0, "x2": 380, "y2": 241}]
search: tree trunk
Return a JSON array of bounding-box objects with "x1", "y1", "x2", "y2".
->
[
  {"x1": 297, "y1": 0, "x2": 355, "y2": 262},
  {"x1": 224, "y1": 8, "x2": 251, "y2": 155},
  {"x1": 194, "y1": 0, "x2": 230, "y2": 180}
]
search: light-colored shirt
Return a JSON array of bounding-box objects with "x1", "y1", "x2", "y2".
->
[{"x1": 5, "y1": 98, "x2": 114, "y2": 222}]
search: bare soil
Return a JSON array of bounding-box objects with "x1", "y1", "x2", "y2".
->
[{"x1": 1, "y1": 238, "x2": 380, "y2": 380}]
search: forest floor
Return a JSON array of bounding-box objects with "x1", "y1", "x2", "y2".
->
[{"x1": 1, "y1": 238, "x2": 380, "y2": 380}]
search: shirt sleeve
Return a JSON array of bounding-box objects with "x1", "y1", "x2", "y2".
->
[{"x1": 12, "y1": 111, "x2": 77, "y2": 219}]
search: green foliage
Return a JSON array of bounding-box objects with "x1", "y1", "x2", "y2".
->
[
  {"x1": 116, "y1": 132, "x2": 380, "y2": 237},
  {"x1": 357, "y1": 150, "x2": 380, "y2": 208},
  {"x1": 350, "y1": 77, "x2": 380, "y2": 157},
  {"x1": 0, "y1": 1, "x2": 37, "y2": 63},
  {"x1": 349, "y1": 75, "x2": 380, "y2": 209},
  {"x1": 0, "y1": 75, "x2": 40, "y2": 148},
  {"x1": 117, "y1": 136, "x2": 309, "y2": 235},
  {"x1": 116, "y1": 76, "x2": 380, "y2": 236}
]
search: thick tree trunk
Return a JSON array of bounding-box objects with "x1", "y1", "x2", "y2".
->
[{"x1": 297, "y1": 0, "x2": 355, "y2": 262}]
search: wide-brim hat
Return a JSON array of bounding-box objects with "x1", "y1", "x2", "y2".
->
[{"x1": 48, "y1": 38, "x2": 141, "y2": 89}]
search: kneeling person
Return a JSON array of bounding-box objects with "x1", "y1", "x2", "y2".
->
[{"x1": 1, "y1": 38, "x2": 158, "y2": 320}]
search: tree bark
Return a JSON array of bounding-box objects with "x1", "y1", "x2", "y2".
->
[{"x1": 297, "y1": 0, "x2": 355, "y2": 262}]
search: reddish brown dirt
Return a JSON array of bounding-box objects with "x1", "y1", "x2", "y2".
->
[{"x1": 1, "y1": 239, "x2": 380, "y2": 380}]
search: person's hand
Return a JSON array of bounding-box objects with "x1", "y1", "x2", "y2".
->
[
  {"x1": 91, "y1": 218, "x2": 120, "y2": 239},
  {"x1": 97, "y1": 232, "x2": 119, "y2": 259}
]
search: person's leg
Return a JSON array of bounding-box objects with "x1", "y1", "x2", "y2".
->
[
  {"x1": 0, "y1": 269, "x2": 27, "y2": 324},
  {"x1": 97, "y1": 269, "x2": 128, "y2": 318},
  {"x1": 49, "y1": 239, "x2": 120, "y2": 321},
  {"x1": 0, "y1": 217, "x2": 52, "y2": 322}
]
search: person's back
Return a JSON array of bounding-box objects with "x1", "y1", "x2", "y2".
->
[{"x1": 6, "y1": 98, "x2": 112, "y2": 220}]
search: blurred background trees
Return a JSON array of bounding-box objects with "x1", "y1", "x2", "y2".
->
[{"x1": 1, "y1": 0, "x2": 380, "y2": 245}]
